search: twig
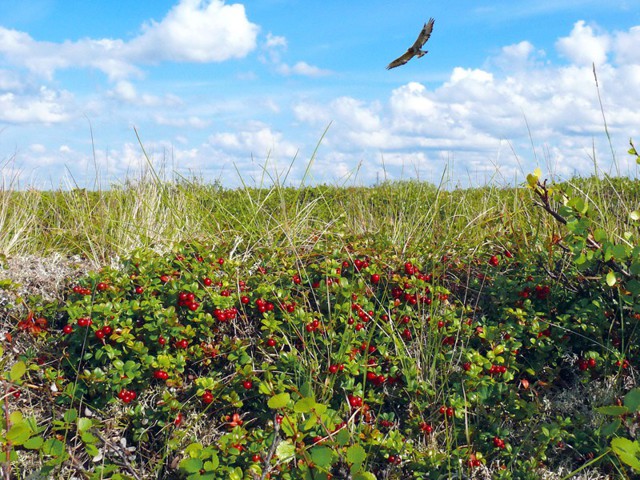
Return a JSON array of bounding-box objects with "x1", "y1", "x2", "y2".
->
[
  {"x1": 260, "y1": 414, "x2": 281, "y2": 480},
  {"x1": 3, "y1": 383, "x2": 11, "y2": 480},
  {"x1": 92, "y1": 430, "x2": 142, "y2": 480},
  {"x1": 531, "y1": 179, "x2": 632, "y2": 279}
]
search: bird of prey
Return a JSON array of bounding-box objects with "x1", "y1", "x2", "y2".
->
[{"x1": 386, "y1": 18, "x2": 435, "y2": 70}]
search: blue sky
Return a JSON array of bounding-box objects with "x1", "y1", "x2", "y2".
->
[{"x1": 0, "y1": 0, "x2": 639, "y2": 188}]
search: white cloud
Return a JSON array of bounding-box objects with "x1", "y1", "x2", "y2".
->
[
  {"x1": 208, "y1": 122, "x2": 298, "y2": 158},
  {"x1": 107, "y1": 81, "x2": 183, "y2": 107},
  {"x1": 613, "y1": 26, "x2": 640, "y2": 65},
  {"x1": 0, "y1": 0, "x2": 259, "y2": 81},
  {"x1": 260, "y1": 30, "x2": 330, "y2": 77},
  {"x1": 0, "y1": 86, "x2": 74, "y2": 124},
  {"x1": 155, "y1": 115, "x2": 210, "y2": 129},
  {"x1": 556, "y1": 20, "x2": 610, "y2": 66},
  {"x1": 276, "y1": 61, "x2": 332, "y2": 77},
  {"x1": 265, "y1": 33, "x2": 287, "y2": 49},
  {"x1": 128, "y1": 0, "x2": 259, "y2": 63}
]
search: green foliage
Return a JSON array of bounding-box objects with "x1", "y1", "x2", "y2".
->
[{"x1": 4, "y1": 149, "x2": 640, "y2": 477}]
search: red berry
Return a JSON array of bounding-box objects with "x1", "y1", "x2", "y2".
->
[
  {"x1": 328, "y1": 365, "x2": 339, "y2": 374},
  {"x1": 160, "y1": 275, "x2": 170, "y2": 283},
  {"x1": 97, "y1": 282, "x2": 108, "y2": 291},
  {"x1": 251, "y1": 454, "x2": 261, "y2": 462},
  {"x1": 174, "y1": 412, "x2": 184, "y2": 426},
  {"x1": 266, "y1": 338, "x2": 277, "y2": 347},
  {"x1": 63, "y1": 324, "x2": 73, "y2": 334},
  {"x1": 202, "y1": 390, "x2": 214, "y2": 404},
  {"x1": 188, "y1": 302, "x2": 199, "y2": 311},
  {"x1": 371, "y1": 274, "x2": 380, "y2": 284},
  {"x1": 420, "y1": 422, "x2": 433, "y2": 434},
  {"x1": 588, "y1": 358, "x2": 596, "y2": 368},
  {"x1": 102, "y1": 325, "x2": 112, "y2": 335},
  {"x1": 489, "y1": 255, "x2": 499, "y2": 267},
  {"x1": 158, "y1": 335, "x2": 166, "y2": 346},
  {"x1": 240, "y1": 295, "x2": 250, "y2": 304},
  {"x1": 95, "y1": 329, "x2": 105, "y2": 340},
  {"x1": 242, "y1": 380, "x2": 253, "y2": 390}
]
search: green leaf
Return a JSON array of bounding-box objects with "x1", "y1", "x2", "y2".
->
[
  {"x1": 184, "y1": 442, "x2": 203, "y2": 455},
  {"x1": 23, "y1": 436, "x2": 44, "y2": 449},
  {"x1": 353, "y1": 473, "x2": 376, "y2": 480},
  {"x1": 593, "y1": 228, "x2": 608, "y2": 243},
  {"x1": 624, "y1": 389, "x2": 640, "y2": 412},
  {"x1": 205, "y1": 453, "x2": 219, "y2": 470},
  {"x1": 229, "y1": 467, "x2": 243, "y2": 480},
  {"x1": 597, "y1": 405, "x2": 629, "y2": 416},
  {"x1": 280, "y1": 415, "x2": 297, "y2": 437},
  {"x1": 346, "y1": 444, "x2": 366, "y2": 466},
  {"x1": 611, "y1": 437, "x2": 640, "y2": 471},
  {"x1": 42, "y1": 438, "x2": 65, "y2": 457},
  {"x1": 63, "y1": 409, "x2": 78, "y2": 423},
  {"x1": 606, "y1": 270, "x2": 616, "y2": 287},
  {"x1": 275, "y1": 439, "x2": 296, "y2": 462},
  {"x1": 294, "y1": 397, "x2": 316, "y2": 413},
  {"x1": 77, "y1": 417, "x2": 92, "y2": 433},
  {"x1": 85, "y1": 442, "x2": 100, "y2": 457},
  {"x1": 601, "y1": 419, "x2": 621, "y2": 437},
  {"x1": 9, "y1": 361, "x2": 26, "y2": 382},
  {"x1": 9, "y1": 411, "x2": 23, "y2": 424},
  {"x1": 7, "y1": 423, "x2": 32, "y2": 445},
  {"x1": 81, "y1": 431, "x2": 98, "y2": 444},
  {"x1": 631, "y1": 211, "x2": 640, "y2": 221},
  {"x1": 304, "y1": 413, "x2": 319, "y2": 431},
  {"x1": 180, "y1": 458, "x2": 204, "y2": 473},
  {"x1": 335, "y1": 428, "x2": 350, "y2": 446},
  {"x1": 526, "y1": 169, "x2": 541, "y2": 187},
  {"x1": 310, "y1": 446, "x2": 334, "y2": 469},
  {"x1": 268, "y1": 392, "x2": 290, "y2": 409}
]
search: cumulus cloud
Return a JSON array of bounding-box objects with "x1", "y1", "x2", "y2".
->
[
  {"x1": 0, "y1": 86, "x2": 74, "y2": 124},
  {"x1": 128, "y1": 0, "x2": 259, "y2": 63},
  {"x1": 207, "y1": 122, "x2": 298, "y2": 158},
  {"x1": 613, "y1": 26, "x2": 640, "y2": 65},
  {"x1": 0, "y1": 0, "x2": 259, "y2": 80},
  {"x1": 556, "y1": 20, "x2": 610, "y2": 66}
]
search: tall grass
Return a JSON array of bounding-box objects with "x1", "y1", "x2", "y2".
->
[{"x1": 2, "y1": 152, "x2": 639, "y2": 269}]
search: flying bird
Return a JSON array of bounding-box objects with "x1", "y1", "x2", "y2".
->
[{"x1": 386, "y1": 18, "x2": 435, "y2": 70}]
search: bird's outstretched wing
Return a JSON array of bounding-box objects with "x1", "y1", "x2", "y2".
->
[
  {"x1": 386, "y1": 50, "x2": 416, "y2": 70},
  {"x1": 386, "y1": 18, "x2": 435, "y2": 70},
  {"x1": 411, "y1": 17, "x2": 435, "y2": 50}
]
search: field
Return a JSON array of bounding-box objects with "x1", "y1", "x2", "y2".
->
[{"x1": 2, "y1": 155, "x2": 640, "y2": 479}]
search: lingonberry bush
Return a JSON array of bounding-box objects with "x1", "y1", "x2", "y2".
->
[{"x1": 2, "y1": 155, "x2": 640, "y2": 478}]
